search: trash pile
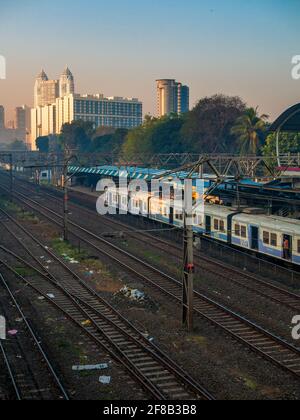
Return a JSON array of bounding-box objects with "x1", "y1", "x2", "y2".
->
[
  {"x1": 119, "y1": 286, "x2": 145, "y2": 303},
  {"x1": 72, "y1": 362, "x2": 112, "y2": 385},
  {"x1": 61, "y1": 254, "x2": 79, "y2": 264}
]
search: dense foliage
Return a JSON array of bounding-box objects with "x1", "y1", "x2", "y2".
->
[{"x1": 55, "y1": 94, "x2": 299, "y2": 158}]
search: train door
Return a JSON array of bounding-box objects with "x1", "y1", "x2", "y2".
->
[
  {"x1": 205, "y1": 216, "x2": 211, "y2": 235},
  {"x1": 169, "y1": 206, "x2": 174, "y2": 225},
  {"x1": 169, "y1": 185, "x2": 174, "y2": 225},
  {"x1": 283, "y1": 234, "x2": 293, "y2": 260},
  {"x1": 250, "y1": 226, "x2": 259, "y2": 250}
]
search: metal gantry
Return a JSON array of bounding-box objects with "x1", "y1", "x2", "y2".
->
[{"x1": 3, "y1": 151, "x2": 300, "y2": 173}]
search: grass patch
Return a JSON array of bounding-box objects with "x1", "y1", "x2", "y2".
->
[
  {"x1": 52, "y1": 238, "x2": 88, "y2": 262},
  {"x1": 243, "y1": 377, "x2": 258, "y2": 391},
  {"x1": 188, "y1": 335, "x2": 208, "y2": 347},
  {"x1": 0, "y1": 197, "x2": 39, "y2": 223},
  {"x1": 14, "y1": 266, "x2": 37, "y2": 277}
]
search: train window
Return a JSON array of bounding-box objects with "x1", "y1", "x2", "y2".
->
[
  {"x1": 298, "y1": 240, "x2": 300, "y2": 254},
  {"x1": 234, "y1": 224, "x2": 241, "y2": 236},
  {"x1": 220, "y1": 220, "x2": 225, "y2": 232},
  {"x1": 263, "y1": 231, "x2": 270, "y2": 245},
  {"x1": 271, "y1": 233, "x2": 277, "y2": 247},
  {"x1": 214, "y1": 219, "x2": 219, "y2": 231},
  {"x1": 241, "y1": 226, "x2": 247, "y2": 238}
]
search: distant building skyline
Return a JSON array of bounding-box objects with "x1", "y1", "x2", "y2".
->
[
  {"x1": 31, "y1": 65, "x2": 143, "y2": 149},
  {"x1": 156, "y1": 79, "x2": 189, "y2": 117},
  {"x1": 34, "y1": 67, "x2": 75, "y2": 108}
]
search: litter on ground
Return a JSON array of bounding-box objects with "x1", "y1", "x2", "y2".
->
[
  {"x1": 8, "y1": 330, "x2": 18, "y2": 336},
  {"x1": 47, "y1": 294, "x2": 55, "y2": 299},
  {"x1": 81, "y1": 320, "x2": 92, "y2": 327},
  {"x1": 120, "y1": 286, "x2": 145, "y2": 302},
  {"x1": 15, "y1": 318, "x2": 23, "y2": 323},
  {"x1": 99, "y1": 376, "x2": 111, "y2": 384},
  {"x1": 72, "y1": 364, "x2": 109, "y2": 372}
]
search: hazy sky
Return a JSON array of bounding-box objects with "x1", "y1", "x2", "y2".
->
[{"x1": 0, "y1": 0, "x2": 300, "y2": 122}]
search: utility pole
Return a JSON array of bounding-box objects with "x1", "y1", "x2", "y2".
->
[
  {"x1": 63, "y1": 145, "x2": 70, "y2": 242},
  {"x1": 182, "y1": 179, "x2": 194, "y2": 332},
  {"x1": 9, "y1": 153, "x2": 13, "y2": 202}
]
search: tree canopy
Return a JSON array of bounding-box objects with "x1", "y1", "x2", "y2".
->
[
  {"x1": 231, "y1": 107, "x2": 269, "y2": 154},
  {"x1": 180, "y1": 94, "x2": 246, "y2": 153},
  {"x1": 51, "y1": 95, "x2": 299, "y2": 159},
  {"x1": 262, "y1": 133, "x2": 300, "y2": 156},
  {"x1": 60, "y1": 120, "x2": 94, "y2": 152},
  {"x1": 36, "y1": 136, "x2": 50, "y2": 153}
]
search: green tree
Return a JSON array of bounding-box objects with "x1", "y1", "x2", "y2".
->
[
  {"x1": 181, "y1": 94, "x2": 246, "y2": 153},
  {"x1": 91, "y1": 128, "x2": 128, "y2": 153},
  {"x1": 60, "y1": 120, "x2": 94, "y2": 152},
  {"x1": 231, "y1": 107, "x2": 269, "y2": 154},
  {"x1": 36, "y1": 136, "x2": 49, "y2": 153},
  {"x1": 262, "y1": 132, "x2": 300, "y2": 156},
  {"x1": 122, "y1": 115, "x2": 184, "y2": 158}
]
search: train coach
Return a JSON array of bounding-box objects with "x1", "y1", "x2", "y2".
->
[{"x1": 105, "y1": 186, "x2": 300, "y2": 267}]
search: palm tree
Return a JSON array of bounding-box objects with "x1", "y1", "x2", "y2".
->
[{"x1": 231, "y1": 107, "x2": 269, "y2": 154}]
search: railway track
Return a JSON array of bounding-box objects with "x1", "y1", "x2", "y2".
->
[
  {"x1": 0, "y1": 272, "x2": 69, "y2": 400},
  {"x1": 1, "y1": 184, "x2": 300, "y2": 380},
  {"x1": 0, "y1": 209, "x2": 213, "y2": 400},
  {"x1": 5, "y1": 175, "x2": 300, "y2": 313}
]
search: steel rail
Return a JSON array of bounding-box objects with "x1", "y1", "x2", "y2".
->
[
  {"x1": 2, "y1": 186, "x2": 300, "y2": 379},
  {"x1": 0, "y1": 213, "x2": 213, "y2": 400}
]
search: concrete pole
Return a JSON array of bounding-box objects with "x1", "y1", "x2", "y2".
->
[{"x1": 182, "y1": 179, "x2": 194, "y2": 332}]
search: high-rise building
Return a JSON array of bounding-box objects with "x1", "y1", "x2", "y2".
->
[
  {"x1": 0, "y1": 105, "x2": 4, "y2": 129},
  {"x1": 34, "y1": 69, "x2": 59, "y2": 108},
  {"x1": 15, "y1": 105, "x2": 31, "y2": 147},
  {"x1": 30, "y1": 67, "x2": 142, "y2": 150},
  {"x1": 156, "y1": 79, "x2": 190, "y2": 117},
  {"x1": 31, "y1": 93, "x2": 142, "y2": 149},
  {"x1": 59, "y1": 67, "x2": 75, "y2": 97}
]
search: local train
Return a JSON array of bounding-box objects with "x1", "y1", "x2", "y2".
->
[{"x1": 105, "y1": 184, "x2": 300, "y2": 267}]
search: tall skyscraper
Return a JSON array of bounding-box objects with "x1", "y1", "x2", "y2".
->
[
  {"x1": 156, "y1": 79, "x2": 190, "y2": 117},
  {"x1": 0, "y1": 105, "x2": 4, "y2": 129},
  {"x1": 34, "y1": 69, "x2": 59, "y2": 108},
  {"x1": 15, "y1": 106, "x2": 26, "y2": 131},
  {"x1": 59, "y1": 67, "x2": 75, "y2": 97}
]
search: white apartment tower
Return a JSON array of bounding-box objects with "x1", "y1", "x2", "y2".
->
[
  {"x1": 34, "y1": 69, "x2": 59, "y2": 108},
  {"x1": 59, "y1": 67, "x2": 75, "y2": 97},
  {"x1": 156, "y1": 79, "x2": 190, "y2": 117}
]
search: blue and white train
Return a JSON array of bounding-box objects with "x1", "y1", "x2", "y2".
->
[{"x1": 106, "y1": 187, "x2": 300, "y2": 267}]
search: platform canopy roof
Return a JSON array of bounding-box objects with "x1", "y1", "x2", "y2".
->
[{"x1": 269, "y1": 103, "x2": 300, "y2": 132}]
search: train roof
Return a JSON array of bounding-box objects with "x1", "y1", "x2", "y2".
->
[
  {"x1": 234, "y1": 212, "x2": 300, "y2": 233},
  {"x1": 200, "y1": 204, "x2": 235, "y2": 216},
  {"x1": 68, "y1": 165, "x2": 216, "y2": 182}
]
